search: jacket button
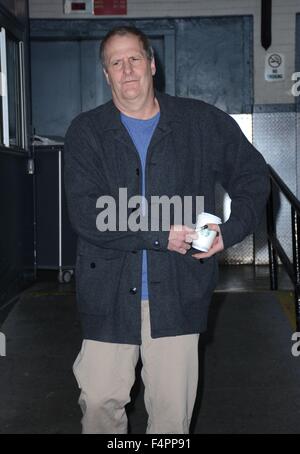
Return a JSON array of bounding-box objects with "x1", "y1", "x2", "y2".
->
[
  {"x1": 154, "y1": 240, "x2": 160, "y2": 248},
  {"x1": 90, "y1": 262, "x2": 96, "y2": 269},
  {"x1": 129, "y1": 287, "x2": 137, "y2": 295},
  {"x1": 136, "y1": 168, "x2": 140, "y2": 176}
]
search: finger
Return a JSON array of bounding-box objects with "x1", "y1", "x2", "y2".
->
[
  {"x1": 185, "y1": 233, "x2": 198, "y2": 243},
  {"x1": 180, "y1": 242, "x2": 191, "y2": 251},
  {"x1": 192, "y1": 252, "x2": 210, "y2": 259},
  {"x1": 192, "y1": 245, "x2": 218, "y2": 259},
  {"x1": 173, "y1": 225, "x2": 185, "y2": 231},
  {"x1": 182, "y1": 225, "x2": 196, "y2": 233},
  {"x1": 212, "y1": 234, "x2": 224, "y2": 250},
  {"x1": 206, "y1": 223, "x2": 220, "y2": 233},
  {"x1": 211, "y1": 236, "x2": 221, "y2": 247},
  {"x1": 179, "y1": 248, "x2": 187, "y2": 255},
  {"x1": 173, "y1": 225, "x2": 195, "y2": 232}
]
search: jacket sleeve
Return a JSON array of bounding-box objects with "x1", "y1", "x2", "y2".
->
[
  {"x1": 216, "y1": 120, "x2": 270, "y2": 250},
  {"x1": 63, "y1": 117, "x2": 169, "y2": 252}
]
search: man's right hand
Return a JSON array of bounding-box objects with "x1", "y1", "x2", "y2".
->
[{"x1": 167, "y1": 225, "x2": 198, "y2": 255}]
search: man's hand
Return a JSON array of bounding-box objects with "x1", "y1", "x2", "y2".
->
[
  {"x1": 167, "y1": 225, "x2": 198, "y2": 255},
  {"x1": 192, "y1": 223, "x2": 224, "y2": 259}
]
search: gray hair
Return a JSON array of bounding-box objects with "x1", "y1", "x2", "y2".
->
[{"x1": 99, "y1": 26, "x2": 154, "y2": 68}]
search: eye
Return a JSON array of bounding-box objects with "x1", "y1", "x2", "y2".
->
[
  {"x1": 130, "y1": 56, "x2": 143, "y2": 64},
  {"x1": 111, "y1": 60, "x2": 122, "y2": 68}
]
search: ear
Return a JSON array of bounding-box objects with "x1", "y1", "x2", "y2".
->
[
  {"x1": 103, "y1": 67, "x2": 110, "y2": 85},
  {"x1": 150, "y1": 58, "x2": 156, "y2": 76}
]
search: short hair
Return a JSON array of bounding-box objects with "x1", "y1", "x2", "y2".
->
[{"x1": 99, "y1": 26, "x2": 154, "y2": 68}]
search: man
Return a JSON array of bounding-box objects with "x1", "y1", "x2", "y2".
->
[{"x1": 64, "y1": 26, "x2": 269, "y2": 434}]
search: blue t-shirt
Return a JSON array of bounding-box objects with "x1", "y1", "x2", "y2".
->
[{"x1": 121, "y1": 111, "x2": 160, "y2": 300}]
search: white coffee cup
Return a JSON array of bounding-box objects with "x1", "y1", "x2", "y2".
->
[{"x1": 192, "y1": 212, "x2": 222, "y2": 252}]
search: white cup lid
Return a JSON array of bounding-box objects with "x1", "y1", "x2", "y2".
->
[{"x1": 197, "y1": 212, "x2": 222, "y2": 226}]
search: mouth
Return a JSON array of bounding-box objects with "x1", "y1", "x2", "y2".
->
[{"x1": 123, "y1": 80, "x2": 139, "y2": 85}]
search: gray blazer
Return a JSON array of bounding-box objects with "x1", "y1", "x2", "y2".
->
[{"x1": 64, "y1": 92, "x2": 270, "y2": 344}]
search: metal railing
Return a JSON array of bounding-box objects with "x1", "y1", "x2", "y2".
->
[{"x1": 266, "y1": 164, "x2": 300, "y2": 331}]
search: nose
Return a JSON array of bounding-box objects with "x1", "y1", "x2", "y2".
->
[{"x1": 123, "y1": 59, "x2": 133, "y2": 75}]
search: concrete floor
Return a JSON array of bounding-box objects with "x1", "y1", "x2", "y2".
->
[{"x1": 0, "y1": 265, "x2": 299, "y2": 434}]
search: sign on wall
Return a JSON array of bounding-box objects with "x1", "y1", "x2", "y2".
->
[
  {"x1": 64, "y1": 0, "x2": 127, "y2": 15},
  {"x1": 64, "y1": 0, "x2": 93, "y2": 14},
  {"x1": 94, "y1": 0, "x2": 127, "y2": 15},
  {"x1": 265, "y1": 52, "x2": 285, "y2": 81}
]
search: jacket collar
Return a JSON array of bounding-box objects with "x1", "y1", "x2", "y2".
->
[
  {"x1": 101, "y1": 91, "x2": 181, "y2": 129},
  {"x1": 100, "y1": 91, "x2": 181, "y2": 148}
]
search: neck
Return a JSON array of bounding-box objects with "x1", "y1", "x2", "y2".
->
[{"x1": 114, "y1": 92, "x2": 160, "y2": 120}]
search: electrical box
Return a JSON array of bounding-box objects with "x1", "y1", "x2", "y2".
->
[{"x1": 64, "y1": 0, "x2": 93, "y2": 15}]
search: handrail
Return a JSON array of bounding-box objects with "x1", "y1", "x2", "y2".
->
[
  {"x1": 266, "y1": 164, "x2": 300, "y2": 331},
  {"x1": 269, "y1": 166, "x2": 300, "y2": 216}
]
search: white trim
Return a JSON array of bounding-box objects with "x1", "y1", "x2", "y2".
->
[
  {"x1": 0, "y1": 27, "x2": 9, "y2": 147},
  {"x1": 19, "y1": 41, "x2": 27, "y2": 150}
]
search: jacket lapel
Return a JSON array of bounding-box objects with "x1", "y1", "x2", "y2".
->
[{"x1": 100, "y1": 91, "x2": 181, "y2": 158}]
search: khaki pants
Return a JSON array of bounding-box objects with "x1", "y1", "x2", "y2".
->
[{"x1": 73, "y1": 300, "x2": 199, "y2": 434}]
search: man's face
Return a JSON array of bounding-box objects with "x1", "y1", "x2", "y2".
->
[{"x1": 103, "y1": 34, "x2": 156, "y2": 106}]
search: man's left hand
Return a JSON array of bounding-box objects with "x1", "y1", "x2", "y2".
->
[{"x1": 192, "y1": 223, "x2": 224, "y2": 259}]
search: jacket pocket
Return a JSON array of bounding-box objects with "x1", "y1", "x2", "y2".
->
[
  {"x1": 180, "y1": 253, "x2": 218, "y2": 300},
  {"x1": 75, "y1": 253, "x2": 123, "y2": 316}
]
